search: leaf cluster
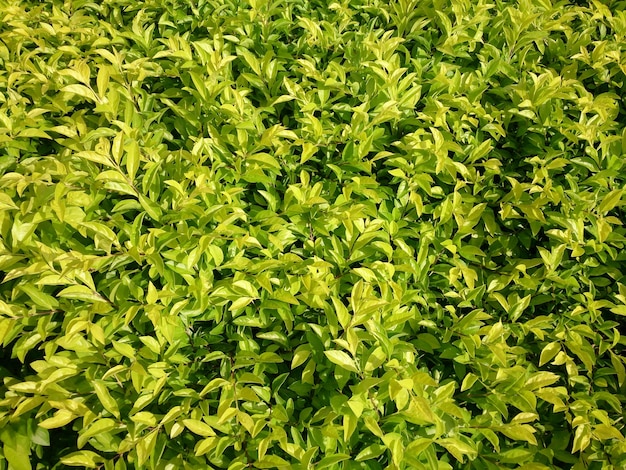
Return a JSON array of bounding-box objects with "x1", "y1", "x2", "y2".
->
[{"x1": 1, "y1": 0, "x2": 626, "y2": 469}]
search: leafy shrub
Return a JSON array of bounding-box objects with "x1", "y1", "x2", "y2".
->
[{"x1": 1, "y1": 0, "x2": 626, "y2": 468}]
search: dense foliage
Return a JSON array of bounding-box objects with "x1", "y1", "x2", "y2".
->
[{"x1": 1, "y1": 0, "x2": 626, "y2": 468}]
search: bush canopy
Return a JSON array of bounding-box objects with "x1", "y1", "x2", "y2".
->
[{"x1": 1, "y1": 0, "x2": 626, "y2": 469}]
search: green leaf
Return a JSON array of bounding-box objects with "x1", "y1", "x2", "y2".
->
[
  {"x1": 593, "y1": 424, "x2": 623, "y2": 441},
  {"x1": 496, "y1": 424, "x2": 538, "y2": 445},
  {"x1": 364, "y1": 347, "x2": 386, "y2": 372},
  {"x1": 539, "y1": 342, "x2": 560, "y2": 366},
  {"x1": 57, "y1": 285, "x2": 107, "y2": 303},
  {"x1": 236, "y1": 47, "x2": 261, "y2": 75},
  {"x1": 183, "y1": 419, "x2": 216, "y2": 437},
  {"x1": 62, "y1": 84, "x2": 99, "y2": 103},
  {"x1": 598, "y1": 188, "x2": 623, "y2": 214},
  {"x1": 93, "y1": 381, "x2": 120, "y2": 418},
  {"x1": 610, "y1": 352, "x2": 625, "y2": 387},
  {"x1": 0, "y1": 193, "x2": 19, "y2": 210},
  {"x1": 573, "y1": 424, "x2": 591, "y2": 453},
  {"x1": 194, "y1": 437, "x2": 216, "y2": 456},
  {"x1": 461, "y1": 373, "x2": 479, "y2": 392},
  {"x1": 11, "y1": 219, "x2": 37, "y2": 246},
  {"x1": 406, "y1": 438, "x2": 433, "y2": 456},
  {"x1": 3, "y1": 442, "x2": 31, "y2": 470},
  {"x1": 525, "y1": 372, "x2": 560, "y2": 390},
  {"x1": 355, "y1": 444, "x2": 386, "y2": 461},
  {"x1": 254, "y1": 455, "x2": 290, "y2": 469},
  {"x1": 39, "y1": 409, "x2": 76, "y2": 429},
  {"x1": 136, "y1": 430, "x2": 158, "y2": 466},
  {"x1": 126, "y1": 140, "x2": 140, "y2": 181},
  {"x1": 324, "y1": 350, "x2": 359, "y2": 373},
  {"x1": 19, "y1": 284, "x2": 58, "y2": 310},
  {"x1": 78, "y1": 418, "x2": 117, "y2": 448},
  {"x1": 316, "y1": 454, "x2": 351, "y2": 469},
  {"x1": 60, "y1": 451, "x2": 103, "y2": 468},
  {"x1": 436, "y1": 438, "x2": 477, "y2": 463},
  {"x1": 76, "y1": 151, "x2": 116, "y2": 168},
  {"x1": 138, "y1": 194, "x2": 162, "y2": 221},
  {"x1": 291, "y1": 346, "x2": 310, "y2": 369}
]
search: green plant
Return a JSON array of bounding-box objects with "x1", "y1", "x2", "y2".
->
[{"x1": 1, "y1": 0, "x2": 626, "y2": 469}]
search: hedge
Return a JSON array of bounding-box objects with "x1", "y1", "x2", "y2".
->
[{"x1": 1, "y1": 0, "x2": 626, "y2": 469}]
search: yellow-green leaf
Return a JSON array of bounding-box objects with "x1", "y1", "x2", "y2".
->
[{"x1": 324, "y1": 350, "x2": 359, "y2": 373}]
